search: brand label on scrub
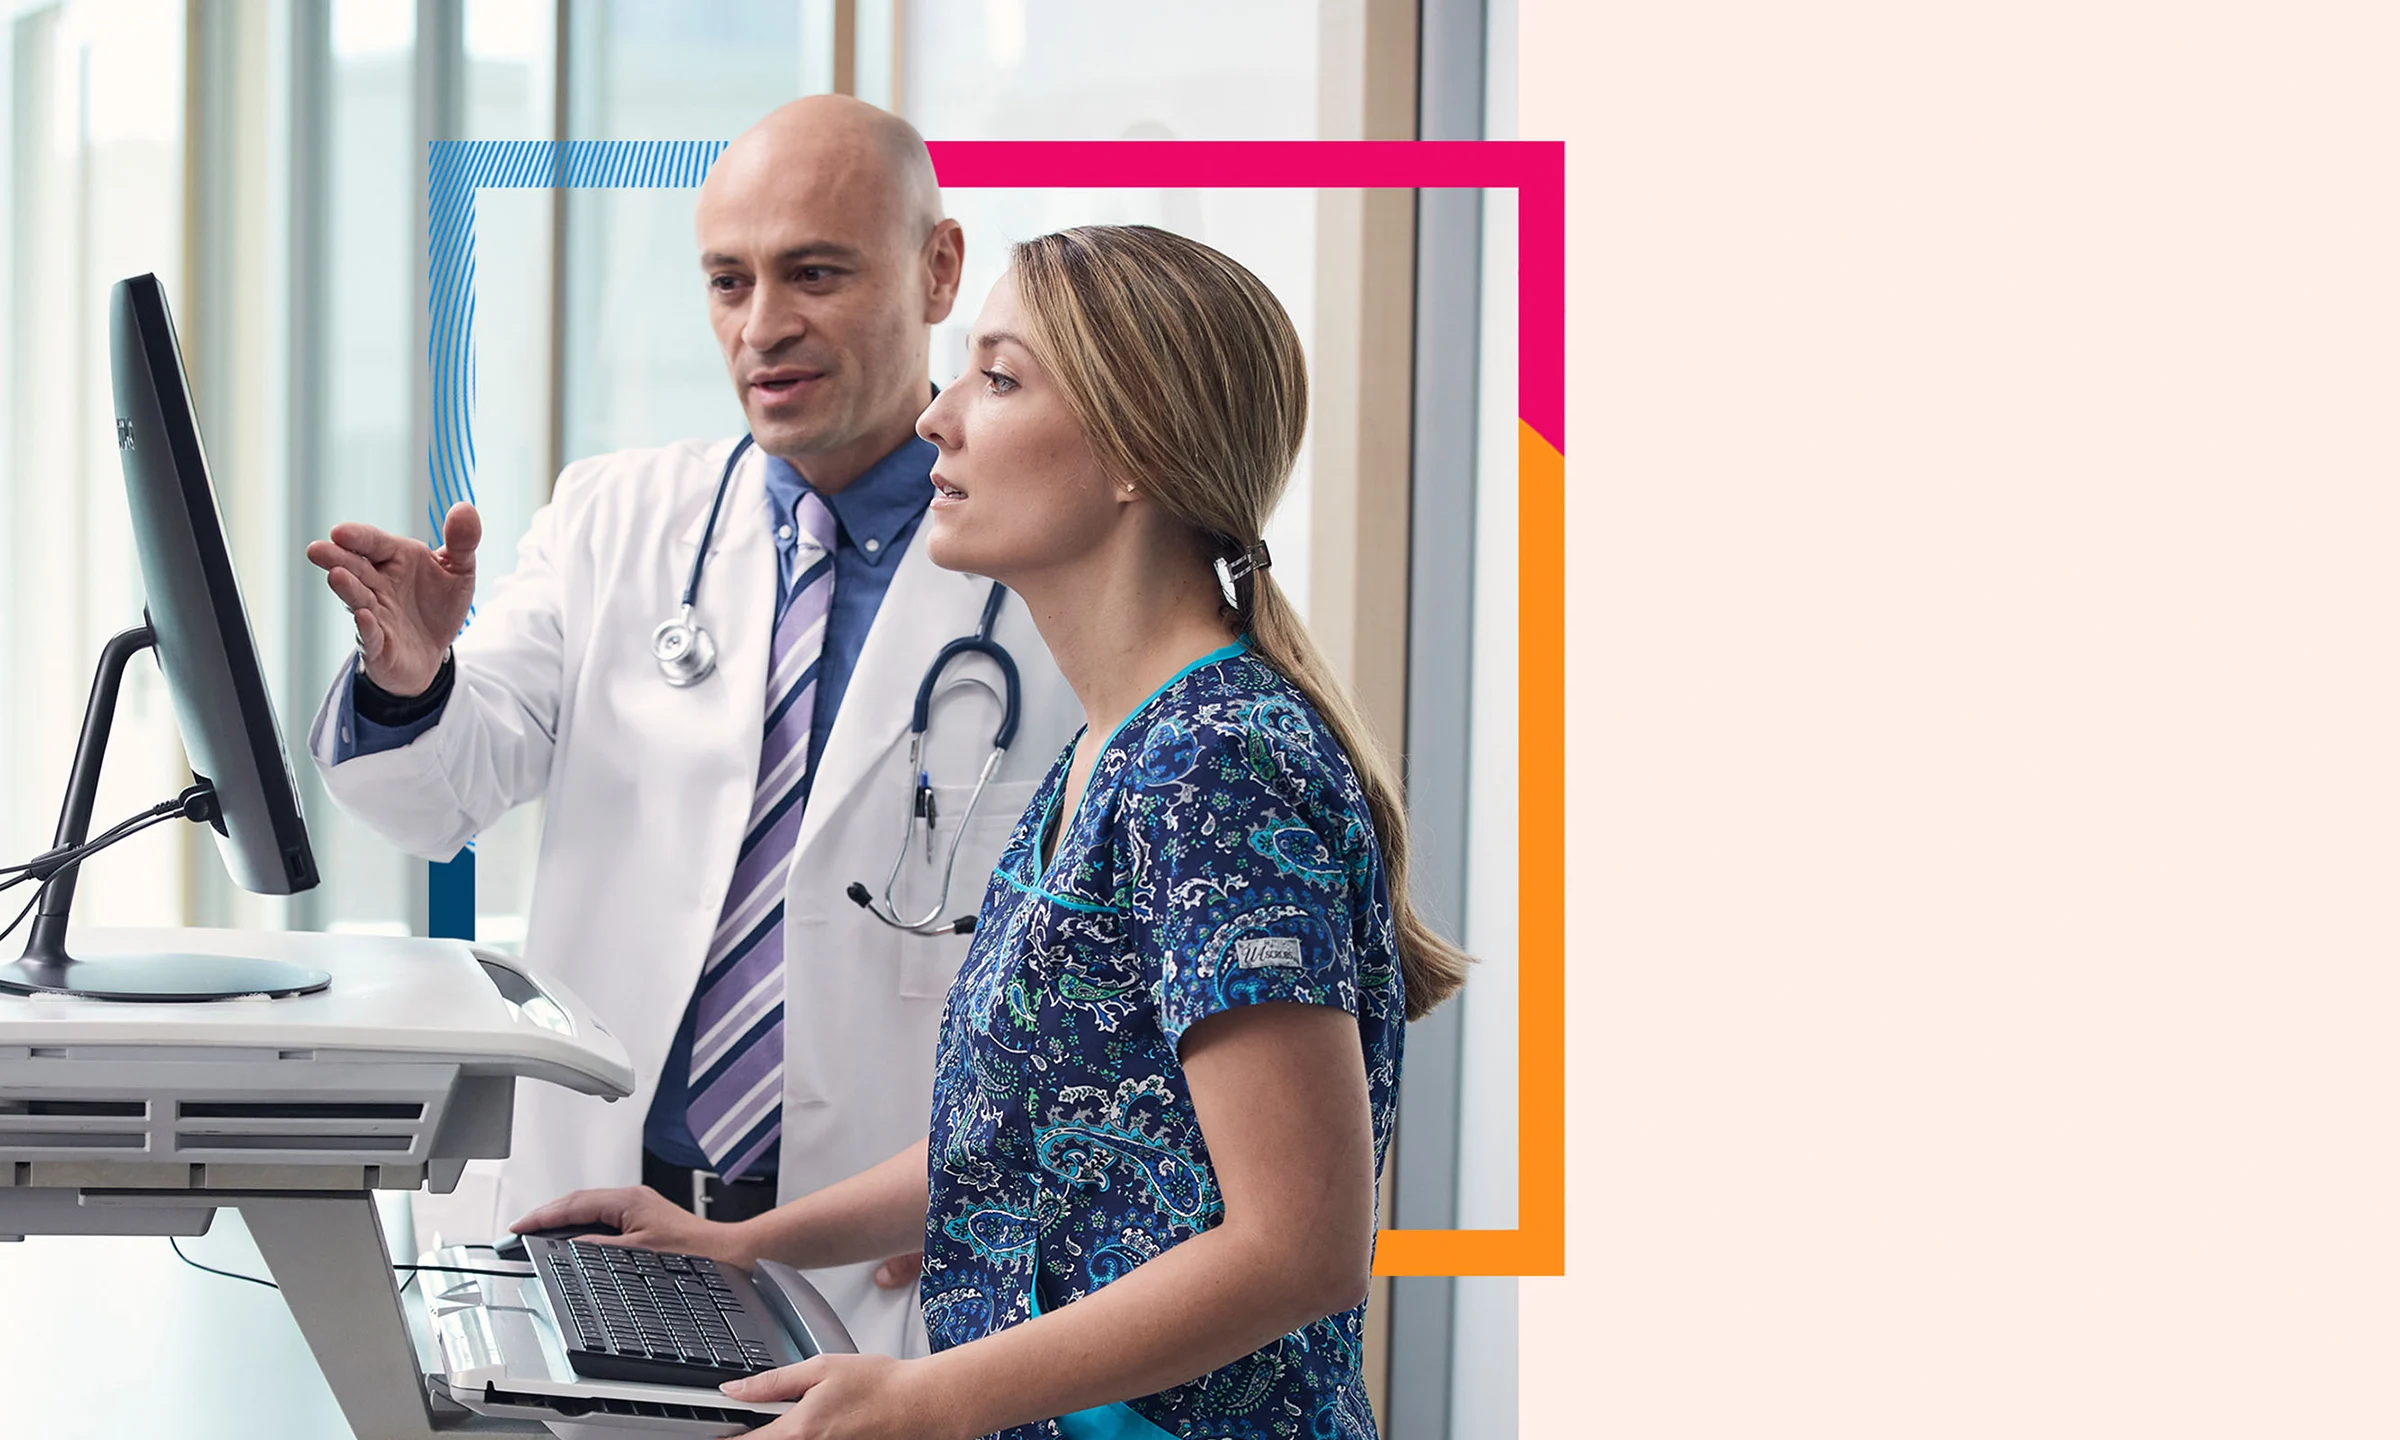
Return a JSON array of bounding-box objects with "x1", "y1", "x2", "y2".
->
[{"x1": 1234, "y1": 936, "x2": 1303, "y2": 969}]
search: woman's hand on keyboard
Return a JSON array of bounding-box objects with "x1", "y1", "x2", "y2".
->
[
  {"x1": 509, "y1": 1185, "x2": 762, "y2": 1269},
  {"x1": 721, "y1": 1353, "x2": 962, "y2": 1440}
]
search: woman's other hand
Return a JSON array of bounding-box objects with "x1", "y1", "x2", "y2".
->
[
  {"x1": 508, "y1": 1185, "x2": 763, "y2": 1268},
  {"x1": 722, "y1": 1353, "x2": 962, "y2": 1440},
  {"x1": 871, "y1": 1251, "x2": 922, "y2": 1288}
]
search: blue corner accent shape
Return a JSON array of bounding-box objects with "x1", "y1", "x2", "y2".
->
[
  {"x1": 425, "y1": 140, "x2": 730, "y2": 534},
  {"x1": 424, "y1": 140, "x2": 730, "y2": 912}
]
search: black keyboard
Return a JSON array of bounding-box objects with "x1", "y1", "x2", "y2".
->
[{"x1": 528, "y1": 1236, "x2": 785, "y2": 1387}]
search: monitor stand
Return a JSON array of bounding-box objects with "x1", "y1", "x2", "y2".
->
[{"x1": 0, "y1": 621, "x2": 330, "y2": 1001}]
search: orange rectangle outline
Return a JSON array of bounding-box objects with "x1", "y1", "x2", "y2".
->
[{"x1": 1373, "y1": 423, "x2": 1563, "y2": 1278}]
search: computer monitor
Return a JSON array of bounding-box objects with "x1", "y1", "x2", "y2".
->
[{"x1": 0, "y1": 273, "x2": 326, "y2": 1001}]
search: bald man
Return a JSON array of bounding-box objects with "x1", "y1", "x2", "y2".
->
[{"x1": 301, "y1": 96, "x2": 1078, "y2": 1357}]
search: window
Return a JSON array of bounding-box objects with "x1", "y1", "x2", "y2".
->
[
  {"x1": 3, "y1": 0, "x2": 191, "y2": 929},
  {"x1": 901, "y1": 0, "x2": 1323, "y2": 615}
]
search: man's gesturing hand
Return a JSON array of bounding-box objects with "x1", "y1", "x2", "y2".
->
[{"x1": 306, "y1": 502, "x2": 481, "y2": 696}]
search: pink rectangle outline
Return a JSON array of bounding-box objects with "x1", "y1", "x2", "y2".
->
[{"x1": 922, "y1": 140, "x2": 1566, "y2": 454}]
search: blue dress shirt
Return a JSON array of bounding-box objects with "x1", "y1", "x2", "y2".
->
[{"x1": 333, "y1": 435, "x2": 936, "y2": 1177}]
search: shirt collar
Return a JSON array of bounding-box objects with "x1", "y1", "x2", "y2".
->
[{"x1": 761, "y1": 434, "x2": 936, "y2": 568}]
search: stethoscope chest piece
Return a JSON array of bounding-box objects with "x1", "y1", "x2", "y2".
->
[{"x1": 652, "y1": 606, "x2": 718, "y2": 687}]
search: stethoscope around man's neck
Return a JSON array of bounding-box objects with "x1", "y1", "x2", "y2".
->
[
  {"x1": 653, "y1": 433, "x2": 1021, "y2": 936},
  {"x1": 648, "y1": 436, "x2": 755, "y2": 689}
]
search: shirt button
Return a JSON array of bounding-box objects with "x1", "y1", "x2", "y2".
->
[
  {"x1": 778, "y1": 525, "x2": 793, "y2": 541},
  {"x1": 863, "y1": 537, "x2": 881, "y2": 553}
]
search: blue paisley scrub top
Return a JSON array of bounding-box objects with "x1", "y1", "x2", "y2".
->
[{"x1": 920, "y1": 641, "x2": 1406, "y2": 1440}]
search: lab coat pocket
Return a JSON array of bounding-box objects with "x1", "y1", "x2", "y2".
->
[
  {"x1": 894, "y1": 778, "x2": 1039, "y2": 998},
  {"x1": 896, "y1": 926, "x2": 976, "y2": 1000}
]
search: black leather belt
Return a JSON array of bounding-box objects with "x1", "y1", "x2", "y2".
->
[{"x1": 642, "y1": 1149, "x2": 780, "y2": 1225}]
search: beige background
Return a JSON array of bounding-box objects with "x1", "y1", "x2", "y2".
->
[{"x1": 1524, "y1": 1, "x2": 2400, "y2": 1433}]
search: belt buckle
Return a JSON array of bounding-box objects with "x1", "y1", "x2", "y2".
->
[{"x1": 691, "y1": 1167, "x2": 713, "y2": 1222}]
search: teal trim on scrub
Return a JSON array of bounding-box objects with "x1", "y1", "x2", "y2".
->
[
  {"x1": 996, "y1": 866, "x2": 1121, "y2": 914},
  {"x1": 1098, "y1": 639, "x2": 1249, "y2": 757},
  {"x1": 1026, "y1": 1285, "x2": 1178, "y2": 1440},
  {"x1": 1054, "y1": 1403, "x2": 1176, "y2": 1440},
  {"x1": 1030, "y1": 638, "x2": 1251, "y2": 889}
]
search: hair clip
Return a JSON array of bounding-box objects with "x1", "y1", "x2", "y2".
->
[{"x1": 1213, "y1": 538, "x2": 1273, "y2": 609}]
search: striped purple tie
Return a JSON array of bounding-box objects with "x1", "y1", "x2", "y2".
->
[{"x1": 685, "y1": 491, "x2": 838, "y2": 1180}]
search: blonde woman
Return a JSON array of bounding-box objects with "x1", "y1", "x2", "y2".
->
[{"x1": 515, "y1": 224, "x2": 1469, "y2": 1440}]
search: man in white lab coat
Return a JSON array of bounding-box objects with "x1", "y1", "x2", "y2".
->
[{"x1": 301, "y1": 96, "x2": 1077, "y2": 1359}]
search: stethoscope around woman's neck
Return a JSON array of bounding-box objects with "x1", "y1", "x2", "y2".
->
[
  {"x1": 653, "y1": 433, "x2": 1022, "y2": 936},
  {"x1": 848, "y1": 578, "x2": 1020, "y2": 935}
]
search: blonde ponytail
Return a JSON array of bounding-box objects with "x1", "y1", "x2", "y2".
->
[
  {"x1": 1012, "y1": 225, "x2": 1469, "y2": 1021},
  {"x1": 1245, "y1": 572, "x2": 1469, "y2": 1019}
]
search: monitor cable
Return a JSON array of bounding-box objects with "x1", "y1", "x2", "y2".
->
[
  {"x1": 167, "y1": 1237, "x2": 533, "y2": 1292},
  {"x1": 2, "y1": 784, "x2": 220, "y2": 887},
  {"x1": 168, "y1": 1236, "x2": 279, "y2": 1291},
  {"x1": 0, "y1": 786, "x2": 222, "y2": 945}
]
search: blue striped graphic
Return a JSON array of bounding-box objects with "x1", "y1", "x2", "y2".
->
[
  {"x1": 424, "y1": 140, "x2": 729, "y2": 936},
  {"x1": 424, "y1": 139, "x2": 730, "y2": 536}
]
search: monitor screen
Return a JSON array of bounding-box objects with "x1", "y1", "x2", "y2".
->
[{"x1": 112, "y1": 273, "x2": 319, "y2": 897}]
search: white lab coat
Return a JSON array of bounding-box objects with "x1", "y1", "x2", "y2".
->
[{"x1": 306, "y1": 436, "x2": 1079, "y2": 1359}]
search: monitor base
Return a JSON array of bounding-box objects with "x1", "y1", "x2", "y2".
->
[{"x1": 0, "y1": 952, "x2": 330, "y2": 1001}]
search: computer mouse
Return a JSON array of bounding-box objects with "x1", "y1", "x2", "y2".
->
[{"x1": 493, "y1": 1222, "x2": 621, "y2": 1262}]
